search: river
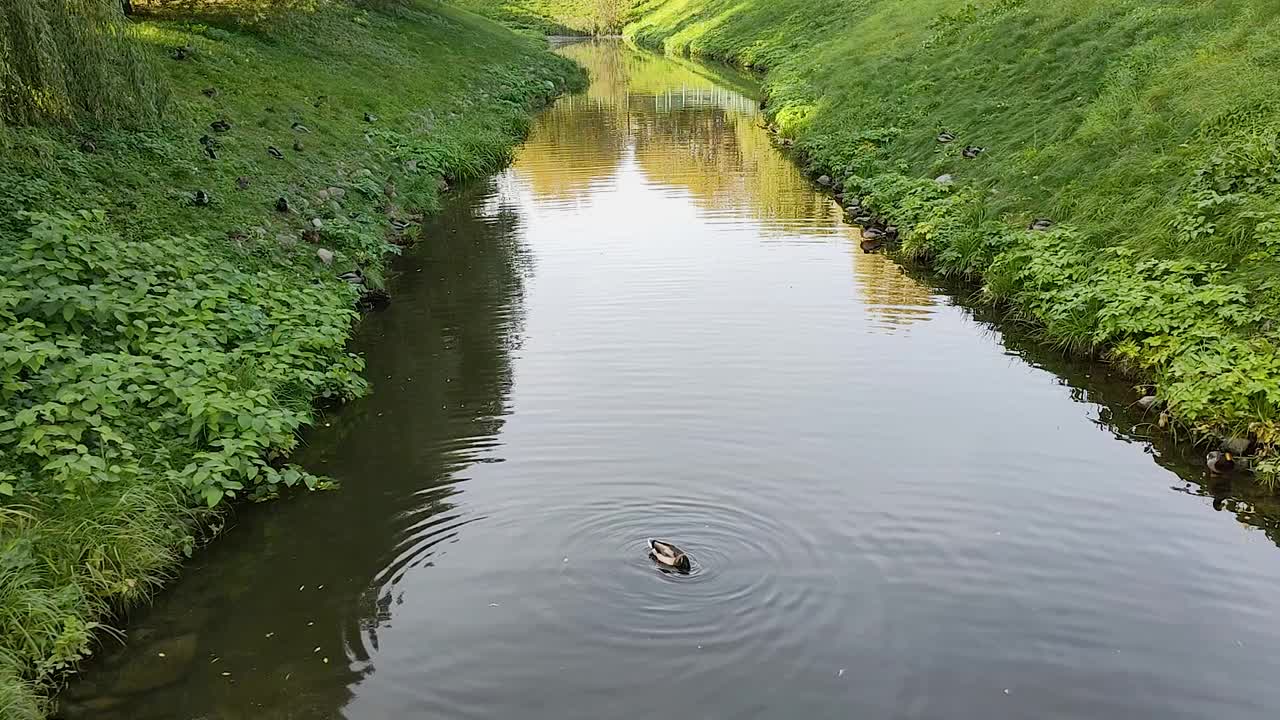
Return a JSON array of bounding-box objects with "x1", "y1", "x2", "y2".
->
[{"x1": 60, "y1": 40, "x2": 1280, "y2": 720}]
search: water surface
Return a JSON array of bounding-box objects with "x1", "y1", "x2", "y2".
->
[{"x1": 63, "y1": 40, "x2": 1280, "y2": 720}]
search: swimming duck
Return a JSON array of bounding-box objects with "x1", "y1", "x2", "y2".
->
[
  {"x1": 267, "y1": 145, "x2": 284, "y2": 160},
  {"x1": 962, "y1": 145, "x2": 984, "y2": 158},
  {"x1": 648, "y1": 539, "x2": 692, "y2": 572},
  {"x1": 1206, "y1": 451, "x2": 1235, "y2": 475},
  {"x1": 936, "y1": 131, "x2": 955, "y2": 144},
  {"x1": 860, "y1": 238, "x2": 882, "y2": 254}
]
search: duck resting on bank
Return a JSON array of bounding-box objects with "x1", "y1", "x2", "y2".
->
[{"x1": 648, "y1": 539, "x2": 692, "y2": 572}]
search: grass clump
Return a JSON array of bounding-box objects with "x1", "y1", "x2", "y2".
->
[
  {"x1": 627, "y1": 0, "x2": 1280, "y2": 481},
  {"x1": 1, "y1": 0, "x2": 582, "y2": 713}
]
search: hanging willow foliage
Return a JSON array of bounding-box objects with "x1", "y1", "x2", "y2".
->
[{"x1": 0, "y1": 0, "x2": 167, "y2": 128}]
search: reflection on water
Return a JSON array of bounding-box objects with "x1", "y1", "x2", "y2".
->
[{"x1": 62, "y1": 40, "x2": 1280, "y2": 720}]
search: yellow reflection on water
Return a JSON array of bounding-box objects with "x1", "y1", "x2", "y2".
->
[
  {"x1": 514, "y1": 39, "x2": 934, "y2": 330},
  {"x1": 851, "y1": 252, "x2": 940, "y2": 331}
]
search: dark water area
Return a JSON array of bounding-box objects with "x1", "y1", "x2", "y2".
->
[{"x1": 61, "y1": 40, "x2": 1280, "y2": 720}]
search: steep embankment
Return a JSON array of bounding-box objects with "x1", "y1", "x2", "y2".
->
[
  {"x1": 450, "y1": 0, "x2": 600, "y2": 34},
  {"x1": 0, "y1": 1, "x2": 580, "y2": 716},
  {"x1": 450, "y1": 0, "x2": 641, "y2": 35},
  {"x1": 629, "y1": 0, "x2": 1280, "y2": 479}
]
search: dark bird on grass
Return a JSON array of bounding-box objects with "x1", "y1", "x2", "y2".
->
[
  {"x1": 1029, "y1": 218, "x2": 1053, "y2": 231},
  {"x1": 192, "y1": 190, "x2": 211, "y2": 207},
  {"x1": 236, "y1": 176, "x2": 251, "y2": 190},
  {"x1": 79, "y1": 139, "x2": 96, "y2": 154},
  {"x1": 210, "y1": 119, "x2": 232, "y2": 133},
  {"x1": 205, "y1": 145, "x2": 219, "y2": 160},
  {"x1": 1206, "y1": 451, "x2": 1235, "y2": 475},
  {"x1": 962, "y1": 145, "x2": 985, "y2": 158},
  {"x1": 936, "y1": 131, "x2": 955, "y2": 144},
  {"x1": 267, "y1": 146, "x2": 284, "y2": 160},
  {"x1": 861, "y1": 227, "x2": 886, "y2": 241},
  {"x1": 648, "y1": 539, "x2": 692, "y2": 572},
  {"x1": 337, "y1": 269, "x2": 365, "y2": 285},
  {"x1": 313, "y1": 96, "x2": 328, "y2": 108},
  {"x1": 293, "y1": 140, "x2": 305, "y2": 152},
  {"x1": 275, "y1": 197, "x2": 292, "y2": 213},
  {"x1": 853, "y1": 215, "x2": 873, "y2": 225},
  {"x1": 364, "y1": 112, "x2": 378, "y2": 123},
  {"x1": 291, "y1": 122, "x2": 311, "y2": 133},
  {"x1": 201, "y1": 87, "x2": 219, "y2": 98},
  {"x1": 171, "y1": 45, "x2": 193, "y2": 61}
]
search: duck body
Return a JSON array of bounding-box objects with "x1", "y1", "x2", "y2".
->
[
  {"x1": 1206, "y1": 451, "x2": 1235, "y2": 475},
  {"x1": 648, "y1": 539, "x2": 692, "y2": 572},
  {"x1": 936, "y1": 131, "x2": 955, "y2": 144}
]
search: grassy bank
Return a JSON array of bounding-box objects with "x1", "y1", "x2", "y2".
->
[
  {"x1": 627, "y1": 0, "x2": 1280, "y2": 481},
  {"x1": 0, "y1": 1, "x2": 581, "y2": 715},
  {"x1": 450, "y1": 0, "x2": 639, "y2": 35}
]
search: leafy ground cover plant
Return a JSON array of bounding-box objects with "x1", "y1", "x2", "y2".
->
[{"x1": 0, "y1": 1, "x2": 582, "y2": 714}]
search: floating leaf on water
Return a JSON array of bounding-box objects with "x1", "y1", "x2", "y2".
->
[{"x1": 837, "y1": 668, "x2": 845, "y2": 677}]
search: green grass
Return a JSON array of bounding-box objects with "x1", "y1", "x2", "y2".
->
[
  {"x1": 449, "y1": 0, "x2": 639, "y2": 35},
  {"x1": 0, "y1": 0, "x2": 581, "y2": 714},
  {"x1": 627, "y1": 0, "x2": 1280, "y2": 480}
]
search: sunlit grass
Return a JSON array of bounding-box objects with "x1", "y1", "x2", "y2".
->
[{"x1": 627, "y1": 0, "x2": 1280, "y2": 479}]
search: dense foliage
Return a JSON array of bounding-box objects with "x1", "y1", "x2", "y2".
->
[
  {"x1": 0, "y1": 0, "x2": 167, "y2": 127},
  {"x1": 0, "y1": 0, "x2": 580, "y2": 714},
  {"x1": 627, "y1": 0, "x2": 1280, "y2": 481}
]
